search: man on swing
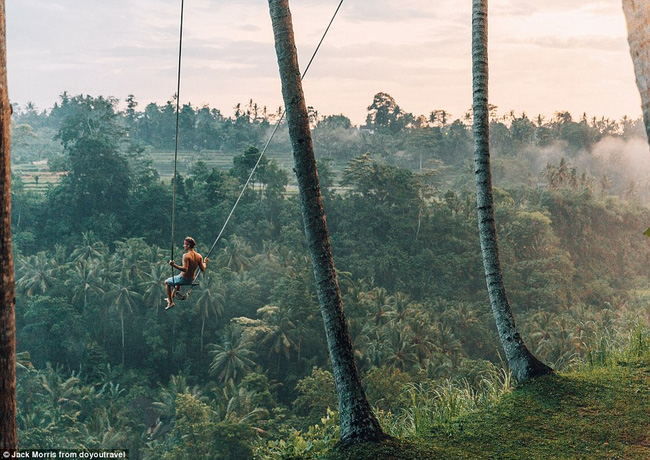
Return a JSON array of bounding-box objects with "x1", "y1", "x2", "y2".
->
[{"x1": 165, "y1": 236, "x2": 208, "y2": 310}]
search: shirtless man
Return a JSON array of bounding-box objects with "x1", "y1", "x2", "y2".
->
[{"x1": 164, "y1": 236, "x2": 208, "y2": 310}]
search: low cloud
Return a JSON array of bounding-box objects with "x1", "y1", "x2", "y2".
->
[
  {"x1": 526, "y1": 134, "x2": 650, "y2": 202},
  {"x1": 584, "y1": 136, "x2": 650, "y2": 198}
]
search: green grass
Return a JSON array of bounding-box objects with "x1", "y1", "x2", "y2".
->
[{"x1": 327, "y1": 360, "x2": 650, "y2": 459}]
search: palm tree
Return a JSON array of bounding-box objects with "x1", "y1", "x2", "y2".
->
[
  {"x1": 228, "y1": 270, "x2": 262, "y2": 314},
  {"x1": 623, "y1": 0, "x2": 650, "y2": 143},
  {"x1": 259, "y1": 240, "x2": 280, "y2": 264},
  {"x1": 192, "y1": 272, "x2": 225, "y2": 353},
  {"x1": 442, "y1": 302, "x2": 479, "y2": 336},
  {"x1": 217, "y1": 236, "x2": 253, "y2": 273},
  {"x1": 257, "y1": 304, "x2": 299, "y2": 374},
  {"x1": 65, "y1": 260, "x2": 105, "y2": 310},
  {"x1": 387, "y1": 292, "x2": 415, "y2": 323},
  {"x1": 207, "y1": 324, "x2": 257, "y2": 384},
  {"x1": 152, "y1": 373, "x2": 203, "y2": 422},
  {"x1": 0, "y1": 1, "x2": 16, "y2": 448},
  {"x1": 345, "y1": 317, "x2": 368, "y2": 368},
  {"x1": 113, "y1": 238, "x2": 149, "y2": 281},
  {"x1": 217, "y1": 386, "x2": 269, "y2": 429},
  {"x1": 432, "y1": 323, "x2": 462, "y2": 363},
  {"x1": 472, "y1": 0, "x2": 552, "y2": 382},
  {"x1": 70, "y1": 231, "x2": 108, "y2": 263},
  {"x1": 359, "y1": 286, "x2": 396, "y2": 326},
  {"x1": 139, "y1": 242, "x2": 165, "y2": 266},
  {"x1": 15, "y1": 252, "x2": 56, "y2": 296},
  {"x1": 362, "y1": 327, "x2": 387, "y2": 368},
  {"x1": 268, "y1": 0, "x2": 385, "y2": 444},
  {"x1": 140, "y1": 261, "x2": 168, "y2": 309},
  {"x1": 39, "y1": 366, "x2": 82, "y2": 426},
  {"x1": 381, "y1": 324, "x2": 419, "y2": 372},
  {"x1": 104, "y1": 278, "x2": 142, "y2": 365},
  {"x1": 407, "y1": 311, "x2": 438, "y2": 367}
]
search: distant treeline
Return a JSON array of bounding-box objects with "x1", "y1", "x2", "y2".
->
[{"x1": 12, "y1": 91, "x2": 647, "y2": 162}]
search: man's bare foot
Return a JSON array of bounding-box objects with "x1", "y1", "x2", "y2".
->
[{"x1": 165, "y1": 298, "x2": 175, "y2": 310}]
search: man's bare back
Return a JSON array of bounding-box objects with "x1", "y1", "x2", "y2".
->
[{"x1": 181, "y1": 250, "x2": 204, "y2": 281}]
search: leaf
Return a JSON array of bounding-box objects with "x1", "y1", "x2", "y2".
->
[{"x1": 644, "y1": 227, "x2": 650, "y2": 237}]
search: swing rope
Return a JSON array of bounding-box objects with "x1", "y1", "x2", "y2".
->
[
  {"x1": 170, "y1": 0, "x2": 185, "y2": 281},
  {"x1": 203, "y1": 0, "x2": 345, "y2": 263},
  {"x1": 170, "y1": 0, "x2": 345, "y2": 297}
]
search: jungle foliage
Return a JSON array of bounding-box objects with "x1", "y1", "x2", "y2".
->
[{"x1": 9, "y1": 93, "x2": 650, "y2": 458}]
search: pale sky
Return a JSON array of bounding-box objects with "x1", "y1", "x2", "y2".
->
[{"x1": 6, "y1": 0, "x2": 642, "y2": 126}]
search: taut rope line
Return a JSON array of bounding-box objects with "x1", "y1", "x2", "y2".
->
[
  {"x1": 203, "y1": 0, "x2": 345, "y2": 263},
  {"x1": 170, "y1": 0, "x2": 185, "y2": 279}
]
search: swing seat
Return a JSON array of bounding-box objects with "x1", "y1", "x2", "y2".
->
[
  {"x1": 175, "y1": 283, "x2": 200, "y2": 301},
  {"x1": 174, "y1": 282, "x2": 200, "y2": 290}
]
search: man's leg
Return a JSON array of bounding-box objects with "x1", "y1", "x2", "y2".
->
[
  {"x1": 165, "y1": 280, "x2": 175, "y2": 309},
  {"x1": 175, "y1": 284, "x2": 187, "y2": 300}
]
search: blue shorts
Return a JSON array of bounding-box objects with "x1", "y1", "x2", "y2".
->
[{"x1": 166, "y1": 274, "x2": 194, "y2": 287}]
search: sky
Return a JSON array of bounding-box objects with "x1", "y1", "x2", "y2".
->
[{"x1": 6, "y1": 0, "x2": 643, "y2": 126}]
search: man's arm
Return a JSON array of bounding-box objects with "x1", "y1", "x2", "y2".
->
[
  {"x1": 170, "y1": 254, "x2": 189, "y2": 272},
  {"x1": 199, "y1": 255, "x2": 208, "y2": 271},
  {"x1": 180, "y1": 253, "x2": 190, "y2": 273}
]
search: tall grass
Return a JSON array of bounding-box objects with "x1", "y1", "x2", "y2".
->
[
  {"x1": 626, "y1": 323, "x2": 650, "y2": 358},
  {"x1": 377, "y1": 366, "x2": 513, "y2": 438},
  {"x1": 578, "y1": 322, "x2": 650, "y2": 371},
  {"x1": 580, "y1": 327, "x2": 620, "y2": 369}
]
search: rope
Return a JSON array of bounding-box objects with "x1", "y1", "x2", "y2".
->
[
  {"x1": 203, "y1": 0, "x2": 345, "y2": 263},
  {"x1": 170, "y1": 0, "x2": 185, "y2": 279},
  {"x1": 173, "y1": 0, "x2": 345, "y2": 298}
]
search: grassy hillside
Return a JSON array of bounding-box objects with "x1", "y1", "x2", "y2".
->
[{"x1": 328, "y1": 354, "x2": 650, "y2": 459}]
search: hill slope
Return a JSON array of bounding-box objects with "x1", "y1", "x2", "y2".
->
[{"x1": 329, "y1": 359, "x2": 650, "y2": 459}]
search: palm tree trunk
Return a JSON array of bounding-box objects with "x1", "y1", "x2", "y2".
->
[
  {"x1": 201, "y1": 317, "x2": 205, "y2": 354},
  {"x1": 623, "y1": 0, "x2": 650, "y2": 143},
  {"x1": 121, "y1": 310, "x2": 125, "y2": 366},
  {"x1": 472, "y1": 0, "x2": 552, "y2": 382},
  {"x1": 268, "y1": 0, "x2": 385, "y2": 444},
  {"x1": 0, "y1": 0, "x2": 17, "y2": 449}
]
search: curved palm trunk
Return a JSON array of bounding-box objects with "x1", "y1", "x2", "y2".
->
[
  {"x1": 268, "y1": 0, "x2": 385, "y2": 444},
  {"x1": 472, "y1": 0, "x2": 552, "y2": 382},
  {"x1": 623, "y1": 0, "x2": 650, "y2": 142},
  {"x1": 0, "y1": 1, "x2": 17, "y2": 450}
]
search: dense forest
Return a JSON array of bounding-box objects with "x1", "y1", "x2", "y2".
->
[{"x1": 8, "y1": 92, "x2": 650, "y2": 458}]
